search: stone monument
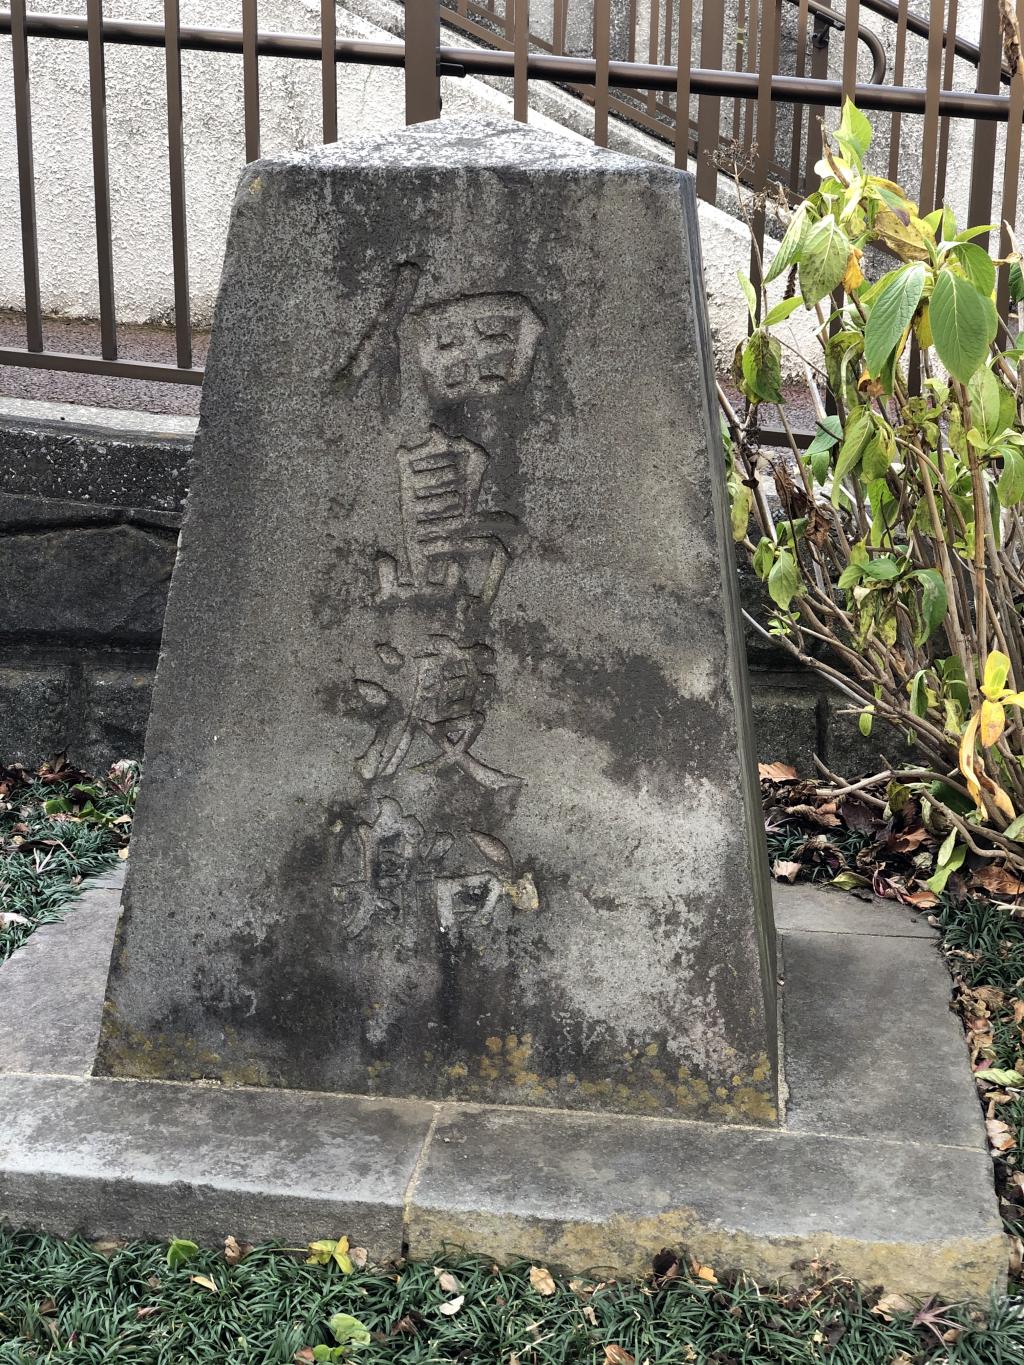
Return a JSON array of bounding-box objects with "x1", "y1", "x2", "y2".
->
[{"x1": 95, "y1": 117, "x2": 778, "y2": 1124}]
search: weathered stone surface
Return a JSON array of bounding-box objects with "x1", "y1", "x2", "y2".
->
[
  {"x1": 0, "y1": 873, "x2": 1002, "y2": 1297},
  {"x1": 0, "y1": 405, "x2": 191, "y2": 514},
  {"x1": 0, "y1": 877, "x2": 122, "y2": 1077},
  {"x1": 773, "y1": 881, "x2": 935, "y2": 939},
  {"x1": 750, "y1": 677, "x2": 821, "y2": 770},
  {"x1": 405, "y1": 1104, "x2": 1005, "y2": 1299},
  {"x1": 0, "y1": 523, "x2": 175, "y2": 644},
  {"x1": 95, "y1": 118, "x2": 777, "y2": 1122},
  {"x1": 0, "y1": 666, "x2": 72, "y2": 764},
  {"x1": 82, "y1": 669, "x2": 154, "y2": 766},
  {"x1": 782, "y1": 928, "x2": 986, "y2": 1147},
  {"x1": 0, "y1": 1073, "x2": 432, "y2": 1256}
]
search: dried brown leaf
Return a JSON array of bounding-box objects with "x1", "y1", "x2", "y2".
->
[
  {"x1": 223, "y1": 1235, "x2": 252, "y2": 1265},
  {"x1": 772, "y1": 859, "x2": 803, "y2": 883},
  {"x1": 603, "y1": 1348, "x2": 635, "y2": 1365},
  {"x1": 871, "y1": 1292, "x2": 916, "y2": 1320},
  {"x1": 189, "y1": 1274, "x2": 219, "y2": 1293},
  {"x1": 759, "y1": 762, "x2": 798, "y2": 782},
  {"x1": 529, "y1": 1265, "x2": 556, "y2": 1296}
]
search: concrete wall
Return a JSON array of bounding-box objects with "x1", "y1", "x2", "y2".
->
[{"x1": 0, "y1": 398, "x2": 893, "y2": 779}]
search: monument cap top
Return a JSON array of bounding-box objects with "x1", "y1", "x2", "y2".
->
[{"x1": 255, "y1": 115, "x2": 688, "y2": 179}]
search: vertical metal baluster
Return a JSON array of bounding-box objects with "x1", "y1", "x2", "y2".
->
[
  {"x1": 967, "y1": 0, "x2": 1001, "y2": 239},
  {"x1": 842, "y1": 0, "x2": 860, "y2": 99},
  {"x1": 743, "y1": 0, "x2": 758, "y2": 152},
  {"x1": 554, "y1": 0, "x2": 567, "y2": 53},
  {"x1": 627, "y1": 0, "x2": 637, "y2": 62},
  {"x1": 646, "y1": 0, "x2": 659, "y2": 119},
  {"x1": 750, "y1": 0, "x2": 779, "y2": 306},
  {"x1": 733, "y1": 0, "x2": 746, "y2": 143},
  {"x1": 697, "y1": 0, "x2": 725, "y2": 200},
  {"x1": 321, "y1": 0, "x2": 337, "y2": 142},
  {"x1": 87, "y1": 0, "x2": 116, "y2": 360},
  {"x1": 887, "y1": 0, "x2": 909, "y2": 183},
  {"x1": 11, "y1": 0, "x2": 42, "y2": 352},
  {"x1": 406, "y1": 0, "x2": 441, "y2": 123},
  {"x1": 804, "y1": 2, "x2": 828, "y2": 193},
  {"x1": 165, "y1": 0, "x2": 191, "y2": 370},
  {"x1": 918, "y1": 0, "x2": 945, "y2": 214},
  {"x1": 934, "y1": 0, "x2": 957, "y2": 206},
  {"x1": 242, "y1": 0, "x2": 260, "y2": 160},
  {"x1": 594, "y1": 0, "x2": 610, "y2": 145},
  {"x1": 675, "y1": 0, "x2": 691, "y2": 167},
  {"x1": 997, "y1": 0, "x2": 1024, "y2": 318},
  {"x1": 789, "y1": 0, "x2": 809, "y2": 191},
  {"x1": 514, "y1": 0, "x2": 529, "y2": 121}
]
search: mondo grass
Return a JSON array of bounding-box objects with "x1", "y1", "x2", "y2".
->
[
  {"x1": 1, "y1": 1233, "x2": 1023, "y2": 1365},
  {"x1": 0, "y1": 761, "x2": 136, "y2": 964}
]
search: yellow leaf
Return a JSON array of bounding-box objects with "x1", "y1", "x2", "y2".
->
[
  {"x1": 118, "y1": 845, "x2": 130, "y2": 860},
  {"x1": 983, "y1": 650, "x2": 1012, "y2": 701},
  {"x1": 692, "y1": 1261, "x2": 718, "y2": 1283},
  {"x1": 874, "y1": 206, "x2": 932, "y2": 262},
  {"x1": 992, "y1": 781, "x2": 1017, "y2": 821},
  {"x1": 843, "y1": 248, "x2": 866, "y2": 292},
  {"x1": 528, "y1": 1265, "x2": 557, "y2": 1296},
  {"x1": 189, "y1": 1274, "x2": 219, "y2": 1293},
  {"x1": 959, "y1": 711, "x2": 982, "y2": 807},
  {"x1": 981, "y1": 699, "x2": 1006, "y2": 748}
]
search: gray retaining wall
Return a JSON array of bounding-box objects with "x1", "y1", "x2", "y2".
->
[{"x1": 0, "y1": 402, "x2": 885, "y2": 778}]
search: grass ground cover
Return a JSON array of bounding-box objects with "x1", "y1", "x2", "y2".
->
[
  {"x1": 3, "y1": 759, "x2": 1024, "y2": 1360},
  {"x1": 2, "y1": 1235, "x2": 1023, "y2": 1364}
]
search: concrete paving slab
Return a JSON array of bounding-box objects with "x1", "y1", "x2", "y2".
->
[
  {"x1": 406, "y1": 1104, "x2": 1005, "y2": 1299},
  {"x1": 781, "y1": 929, "x2": 986, "y2": 1149},
  {"x1": 773, "y1": 881, "x2": 935, "y2": 938},
  {"x1": 0, "y1": 1073, "x2": 435, "y2": 1258},
  {"x1": 0, "y1": 881, "x2": 121, "y2": 1076}
]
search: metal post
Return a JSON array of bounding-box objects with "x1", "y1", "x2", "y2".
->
[{"x1": 405, "y1": 0, "x2": 441, "y2": 124}]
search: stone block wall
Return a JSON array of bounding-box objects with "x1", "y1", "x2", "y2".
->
[{"x1": 0, "y1": 405, "x2": 885, "y2": 777}]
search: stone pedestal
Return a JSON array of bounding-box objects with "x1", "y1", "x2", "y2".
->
[{"x1": 95, "y1": 117, "x2": 777, "y2": 1123}]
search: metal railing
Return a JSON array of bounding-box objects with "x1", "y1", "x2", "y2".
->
[{"x1": 1, "y1": 0, "x2": 1023, "y2": 388}]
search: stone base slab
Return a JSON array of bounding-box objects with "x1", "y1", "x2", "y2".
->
[{"x1": 0, "y1": 875, "x2": 1007, "y2": 1299}]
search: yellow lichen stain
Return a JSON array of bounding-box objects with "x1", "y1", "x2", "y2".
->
[
  {"x1": 248, "y1": 175, "x2": 263, "y2": 194},
  {"x1": 484, "y1": 1036, "x2": 503, "y2": 1054},
  {"x1": 503, "y1": 872, "x2": 539, "y2": 911},
  {"x1": 445, "y1": 1062, "x2": 469, "y2": 1081},
  {"x1": 644, "y1": 1042, "x2": 659, "y2": 1057},
  {"x1": 408, "y1": 1205, "x2": 1004, "y2": 1302}
]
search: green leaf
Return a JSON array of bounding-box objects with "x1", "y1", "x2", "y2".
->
[
  {"x1": 859, "y1": 705, "x2": 875, "y2": 737},
  {"x1": 1002, "y1": 813, "x2": 1024, "y2": 840},
  {"x1": 167, "y1": 1239, "x2": 199, "y2": 1269},
  {"x1": 930, "y1": 268, "x2": 998, "y2": 383},
  {"x1": 830, "y1": 871, "x2": 871, "y2": 890},
  {"x1": 974, "y1": 1068, "x2": 1024, "y2": 1087},
  {"x1": 861, "y1": 557, "x2": 900, "y2": 581},
  {"x1": 753, "y1": 536, "x2": 775, "y2": 580},
  {"x1": 996, "y1": 435, "x2": 1024, "y2": 496},
  {"x1": 831, "y1": 406, "x2": 874, "y2": 505},
  {"x1": 968, "y1": 366, "x2": 1006, "y2": 445},
  {"x1": 863, "y1": 263, "x2": 926, "y2": 386},
  {"x1": 767, "y1": 549, "x2": 801, "y2": 610},
  {"x1": 764, "y1": 204, "x2": 810, "y2": 285},
  {"x1": 909, "y1": 669, "x2": 930, "y2": 718},
  {"x1": 799, "y1": 215, "x2": 854, "y2": 307},
  {"x1": 729, "y1": 478, "x2": 752, "y2": 542},
  {"x1": 806, "y1": 414, "x2": 843, "y2": 457},
  {"x1": 764, "y1": 295, "x2": 804, "y2": 326},
  {"x1": 329, "y1": 1314, "x2": 372, "y2": 1348},
  {"x1": 912, "y1": 568, "x2": 948, "y2": 643},
  {"x1": 949, "y1": 241, "x2": 997, "y2": 297},
  {"x1": 926, "y1": 837, "x2": 966, "y2": 894},
  {"x1": 737, "y1": 270, "x2": 758, "y2": 323},
  {"x1": 835, "y1": 99, "x2": 872, "y2": 166},
  {"x1": 741, "y1": 329, "x2": 783, "y2": 404},
  {"x1": 1010, "y1": 260, "x2": 1024, "y2": 304}
]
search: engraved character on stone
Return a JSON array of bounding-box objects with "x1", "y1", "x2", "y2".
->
[
  {"x1": 375, "y1": 428, "x2": 516, "y2": 607},
  {"x1": 354, "y1": 636, "x2": 521, "y2": 791}
]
